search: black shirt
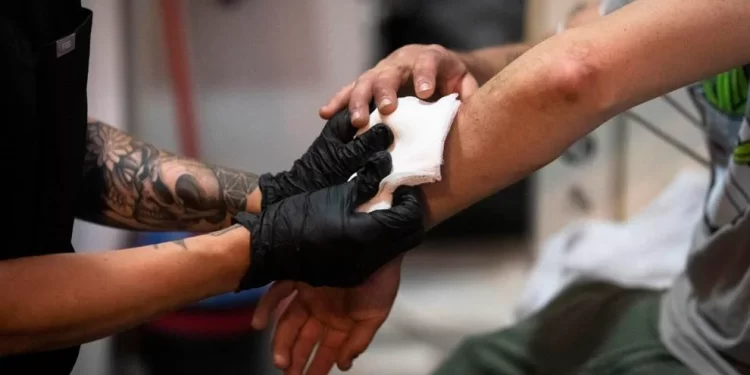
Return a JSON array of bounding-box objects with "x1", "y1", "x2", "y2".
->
[{"x1": 1, "y1": 1, "x2": 92, "y2": 373}]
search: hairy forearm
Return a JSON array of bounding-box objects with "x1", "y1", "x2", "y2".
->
[
  {"x1": 78, "y1": 119, "x2": 262, "y2": 232},
  {"x1": 458, "y1": 2, "x2": 604, "y2": 86},
  {"x1": 458, "y1": 44, "x2": 532, "y2": 86},
  {"x1": 0, "y1": 225, "x2": 249, "y2": 355},
  {"x1": 423, "y1": 0, "x2": 750, "y2": 227}
]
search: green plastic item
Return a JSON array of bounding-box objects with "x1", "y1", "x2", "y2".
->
[{"x1": 702, "y1": 67, "x2": 747, "y2": 117}]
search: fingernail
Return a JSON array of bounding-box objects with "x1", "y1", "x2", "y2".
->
[
  {"x1": 418, "y1": 82, "x2": 431, "y2": 92},
  {"x1": 352, "y1": 110, "x2": 362, "y2": 122},
  {"x1": 379, "y1": 97, "x2": 392, "y2": 108}
]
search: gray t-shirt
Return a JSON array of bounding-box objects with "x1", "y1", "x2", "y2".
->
[
  {"x1": 600, "y1": 1, "x2": 750, "y2": 374},
  {"x1": 659, "y1": 81, "x2": 750, "y2": 375}
]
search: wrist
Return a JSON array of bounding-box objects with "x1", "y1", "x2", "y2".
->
[
  {"x1": 204, "y1": 224, "x2": 252, "y2": 293},
  {"x1": 230, "y1": 212, "x2": 273, "y2": 290}
]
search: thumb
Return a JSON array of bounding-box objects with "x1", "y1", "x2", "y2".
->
[
  {"x1": 336, "y1": 124, "x2": 393, "y2": 171},
  {"x1": 368, "y1": 186, "x2": 426, "y2": 257},
  {"x1": 370, "y1": 185, "x2": 425, "y2": 229},
  {"x1": 351, "y1": 151, "x2": 392, "y2": 207},
  {"x1": 322, "y1": 108, "x2": 356, "y2": 141},
  {"x1": 361, "y1": 186, "x2": 425, "y2": 267},
  {"x1": 459, "y1": 73, "x2": 479, "y2": 99}
]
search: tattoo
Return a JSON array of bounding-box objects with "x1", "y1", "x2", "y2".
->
[
  {"x1": 213, "y1": 169, "x2": 256, "y2": 213},
  {"x1": 171, "y1": 239, "x2": 188, "y2": 250},
  {"x1": 209, "y1": 224, "x2": 241, "y2": 236},
  {"x1": 78, "y1": 120, "x2": 259, "y2": 232}
]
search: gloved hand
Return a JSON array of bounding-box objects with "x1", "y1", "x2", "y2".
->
[
  {"x1": 233, "y1": 151, "x2": 425, "y2": 289},
  {"x1": 259, "y1": 108, "x2": 392, "y2": 209}
]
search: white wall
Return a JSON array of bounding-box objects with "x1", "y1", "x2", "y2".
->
[
  {"x1": 129, "y1": 0, "x2": 377, "y2": 173},
  {"x1": 527, "y1": 0, "x2": 709, "y2": 245}
]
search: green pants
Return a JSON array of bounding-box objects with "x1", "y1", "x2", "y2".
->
[{"x1": 433, "y1": 283, "x2": 694, "y2": 375}]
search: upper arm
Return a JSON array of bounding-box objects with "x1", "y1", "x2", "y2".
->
[{"x1": 559, "y1": 0, "x2": 750, "y2": 114}]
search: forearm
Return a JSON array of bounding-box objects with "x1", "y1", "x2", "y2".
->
[
  {"x1": 423, "y1": 0, "x2": 750, "y2": 227},
  {"x1": 457, "y1": 2, "x2": 604, "y2": 86},
  {"x1": 0, "y1": 225, "x2": 249, "y2": 354},
  {"x1": 458, "y1": 44, "x2": 532, "y2": 86},
  {"x1": 78, "y1": 118, "x2": 262, "y2": 232}
]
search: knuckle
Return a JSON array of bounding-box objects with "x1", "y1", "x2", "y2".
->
[
  {"x1": 390, "y1": 44, "x2": 421, "y2": 62},
  {"x1": 426, "y1": 44, "x2": 445, "y2": 53},
  {"x1": 354, "y1": 75, "x2": 369, "y2": 87},
  {"x1": 339, "y1": 82, "x2": 354, "y2": 93},
  {"x1": 416, "y1": 51, "x2": 439, "y2": 68},
  {"x1": 376, "y1": 87, "x2": 391, "y2": 99},
  {"x1": 376, "y1": 67, "x2": 395, "y2": 80},
  {"x1": 392, "y1": 47, "x2": 411, "y2": 60}
]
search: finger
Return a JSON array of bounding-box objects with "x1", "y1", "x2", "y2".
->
[
  {"x1": 371, "y1": 185, "x2": 425, "y2": 227},
  {"x1": 372, "y1": 68, "x2": 402, "y2": 115},
  {"x1": 348, "y1": 75, "x2": 376, "y2": 127},
  {"x1": 321, "y1": 108, "x2": 357, "y2": 142},
  {"x1": 338, "y1": 322, "x2": 381, "y2": 371},
  {"x1": 305, "y1": 329, "x2": 348, "y2": 375},
  {"x1": 320, "y1": 82, "x2": 354, "y2": 119},
  {"x1": 412, "y1": 48, "x2": 441, "y2": 99},
  {"x1": 436, "y1": 53, "x2": 470, "y2": 96},
  {"x1": 352, "y1": 151, "x2": 392, "y2": 206},
  {"x1": 459, "y1": 73, "x2": 480, "y2": 99},
  {"x1": 336, "y1": 124, "x2": 393, "y2": 173},
  {"x1": 252, "y1": 281, "x2": 296, "y2": 330},
  {"x1": 364, "y1": 186, "x2": 425, "y2": 266},
  {"x1": 286, "y1": 319, "x2": 323, "y2": 375},
  {"x1": 273, "y1": 299, "x2": 310, "y2": 370}
]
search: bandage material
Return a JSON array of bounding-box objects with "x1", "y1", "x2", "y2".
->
[{"x1": 352, "y1": 93, "x2": 462, "y2": 212}]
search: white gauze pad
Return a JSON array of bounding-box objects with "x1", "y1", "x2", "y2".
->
[{"x1": 351, "y1": 93, "x2": 461, "y2": 213}]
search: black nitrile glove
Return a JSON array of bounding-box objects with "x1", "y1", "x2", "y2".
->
[
  {"x1": 259, "y1": 109, "x2": 393, "y2": 209},
  {"x1": 233, "y1": 151, "x2": 425, "y2": 289}
]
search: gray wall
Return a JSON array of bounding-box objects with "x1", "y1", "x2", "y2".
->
[{"x1": 129, "y1": 0, "x2": 377, "y2": 173}]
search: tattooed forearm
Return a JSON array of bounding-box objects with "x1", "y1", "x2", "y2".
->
[
  {"x1": 78, "y1": 119, "x2": 259, "y2": 232},
  {"x1": 209, "y1": 224, "x2": 242, "y2": 236},
  {"x1": 171, "y1": 239, "x2": 188, "y2": 250},
  {"x1": 150, "y1": 225, "x2": 242, "y2": 250}
]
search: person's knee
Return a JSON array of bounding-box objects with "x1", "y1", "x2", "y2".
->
[{"x1": 435, "y1": 330, "x2": 534, "y2": 375}]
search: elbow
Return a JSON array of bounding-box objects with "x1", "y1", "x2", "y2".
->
[
  {"x1": 0, "y1": 336, "x2": 30, "y2": 356},
  {"x1": 546, "y1": 45, "x2": 617, "y2": 115}
]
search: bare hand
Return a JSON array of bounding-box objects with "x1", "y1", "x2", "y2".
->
[
  {"x1": 252, "y1": 259, "x2": 403, "y2": 375},
  {"x1": 319, "y1": 44, "x2": 479, "y2": 127}
]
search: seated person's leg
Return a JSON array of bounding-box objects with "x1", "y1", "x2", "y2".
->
[
  {"x1": 432, "y1": 316, "x2": 537, "y2": 375},
  {"x1": 433, "y1": 282, "x2": 696, "y2": 375}
]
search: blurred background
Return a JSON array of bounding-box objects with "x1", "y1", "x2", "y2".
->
[{"x1": 72, "y1": 0, "x2": 709, "y2": 374}]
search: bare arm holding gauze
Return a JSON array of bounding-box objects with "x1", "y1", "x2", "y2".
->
[{"x1": 351, "y1": 93, "x2": 462, "y2": 213}]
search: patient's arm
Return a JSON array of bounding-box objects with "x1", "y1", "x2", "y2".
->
[
  {"x1": 422, "y1": 0, "x2": 750, "y2": 228},
  {"x1": 256, "y1": 1, "x2": 750, "y2": 374}
]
